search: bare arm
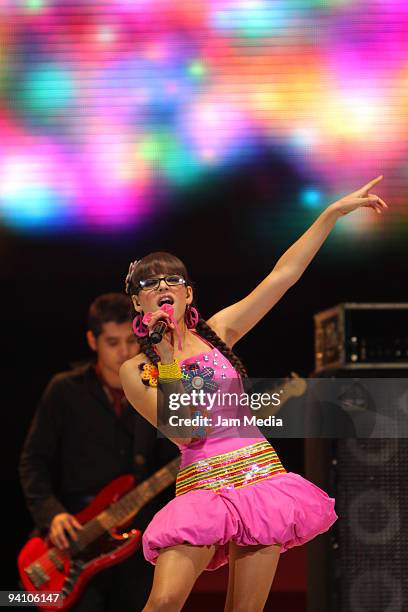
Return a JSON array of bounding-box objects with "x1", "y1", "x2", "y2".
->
[
  {"x1": 120, "y1": 359, "x2": 194, "y2": 447},
  {"x1": 208, "y1": 176, "x2": 387, "y2": 347}
]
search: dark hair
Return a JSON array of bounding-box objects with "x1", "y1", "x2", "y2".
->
[
  {"x1": 125, "y1": 252, "x2": 248, "y2": 377},
  {"x1": 125, "y1": 252, "x2": 190, "y2": 295},
  {"x1": 88, "y1": 293, "x2": 134, "y2": 338}
]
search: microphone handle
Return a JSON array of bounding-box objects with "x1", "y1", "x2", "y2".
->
[{"x1": 150, "y1": 320, "x2": 169, "y2": 344}]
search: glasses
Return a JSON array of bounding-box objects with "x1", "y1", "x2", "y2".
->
[{"x1": 138, "y1": 274, "x2": 186, "y2": 292}]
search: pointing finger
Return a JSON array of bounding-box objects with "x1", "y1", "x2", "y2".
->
[{"x1": 360, "y1": 175, "x2": 383, "y2": 191}]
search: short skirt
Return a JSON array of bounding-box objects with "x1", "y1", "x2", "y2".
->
[{"x1": 142, "y1": 440, "x2": 338, "y2": 571}]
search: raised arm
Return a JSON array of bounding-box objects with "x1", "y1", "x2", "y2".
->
[{"x1": 208, "y1": 175, "x2": 387, "y2": 347}]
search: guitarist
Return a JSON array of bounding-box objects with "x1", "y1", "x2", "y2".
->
[{"x1": 19, "y1": 293, "x2": 179, "y2": 611}]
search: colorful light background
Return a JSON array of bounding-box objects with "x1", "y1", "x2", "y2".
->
[{"x1": 0, "y1": 0, "x2": 406, "y2": 237}]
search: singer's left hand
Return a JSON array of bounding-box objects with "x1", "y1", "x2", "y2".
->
[{"x1": 329, "y1": 175, "x2": 388, "y2": 217}]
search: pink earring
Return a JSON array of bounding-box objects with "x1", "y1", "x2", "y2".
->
[
  {"x1": 132, "y1": 314, "x2": 149, "y2": 337},
  {"x1": 185, "y1": 306, "x2": 199, "y2": 329}
]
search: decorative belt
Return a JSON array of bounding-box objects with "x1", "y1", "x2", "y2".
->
[{"x1": 175, "y1": 440, "x2": 287, "y2": 496}]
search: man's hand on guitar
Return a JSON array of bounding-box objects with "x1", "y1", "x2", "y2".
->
[{"x1": 49, "y1": 513, "x2": 83, "y2": 550}]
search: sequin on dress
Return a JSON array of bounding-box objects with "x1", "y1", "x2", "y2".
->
[{"x1": 142, "y1": 334, "x2": 338, "y2": 571}]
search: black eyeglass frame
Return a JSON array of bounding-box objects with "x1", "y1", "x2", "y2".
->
[{"x1": 137, "y1": 274, "x2": 187, "y2": 292}]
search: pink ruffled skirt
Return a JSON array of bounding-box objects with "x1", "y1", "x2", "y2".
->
[{"x1": 142, "y1": 469, "x2": 338, "y2": 571}]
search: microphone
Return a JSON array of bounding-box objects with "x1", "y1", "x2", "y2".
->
[
  {"x1": 150, "y1": 320, "x2": 169, "y2": 344},
  {"x1": 149, "y1": 304, "x2": 174, "y2": 344}
]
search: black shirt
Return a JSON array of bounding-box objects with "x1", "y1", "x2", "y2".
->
[{"x1": 19, "y1": 361, "x2": 179, "y2": 532}]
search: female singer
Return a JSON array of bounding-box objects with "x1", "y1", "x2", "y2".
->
[{"x1": 120, "y1": 176, "x2": 386, "y2": 611}]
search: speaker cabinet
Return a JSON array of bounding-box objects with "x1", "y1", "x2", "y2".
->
[{"x1": 306, "y1": 368, "x2": 408, "y2": 612}]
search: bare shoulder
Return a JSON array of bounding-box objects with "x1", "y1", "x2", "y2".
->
[
  {"x1": 119, "y1": 353, "x2": 159, "y2": 429},
  {"x1": 119, "y1": 353, "x2": 146, "y2": 379},
  {"x1": 119, "y1": 353, "x2": 154, "y2": 408}
]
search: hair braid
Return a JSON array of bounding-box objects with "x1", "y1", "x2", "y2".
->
[
  {"x1": 138, "y1": 335, "x2": 160, "y2": 367},
  {"x1": 195, "y1": 319, "x2": 248, "y2": 378}
]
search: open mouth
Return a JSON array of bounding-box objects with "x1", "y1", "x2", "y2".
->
[{"x1": 157, "y1": 295, "x2": 174, "y2": 307}]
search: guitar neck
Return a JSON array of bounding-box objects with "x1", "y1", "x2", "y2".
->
[
  {"x1": 97, "y1": 456, "x2": 181, "y2": 531},
  {"x1": 70, "y1": 456, "x2": 180, "y2": 550}
]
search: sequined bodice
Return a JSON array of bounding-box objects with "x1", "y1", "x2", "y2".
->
[
  {"x1": 181, "y1": 346, "x2": 236, "y2": 378},
  {"x1": 177, "y1": 337, "x2": 267, "y2": 469}
]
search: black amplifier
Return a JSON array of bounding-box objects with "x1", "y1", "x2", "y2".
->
[{"x1": 313, "y1": 302, "x2": 408, "y2": 373}]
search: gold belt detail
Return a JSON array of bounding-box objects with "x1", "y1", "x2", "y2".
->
[{"x1": 175, "y1": 440, "x2": 287, "y2": 496}]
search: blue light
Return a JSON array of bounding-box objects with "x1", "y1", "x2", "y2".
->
[
  {"x1": 0, "y1": 186, "x2": 68, "y2": 229},
  {"x1": 211, "y1": 1, "x2": 288, "y2": 37},
  {"x1": 300, "y1": 187, "x2": 323, "y2": 208}
]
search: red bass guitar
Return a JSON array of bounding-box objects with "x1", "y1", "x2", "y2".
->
[{"x1": 18, "y1": 457, "x2": 180, "y2": 611}]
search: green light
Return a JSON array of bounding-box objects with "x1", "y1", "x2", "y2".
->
[
  {"x1": 188, "y1": 61, "x2": 206, "y2": 78},
  {"x1": 139, "y1": 132, "x2": 173, "y2": 162},
  {"x1": 139, "y1": 136, "x2": 160, "y2": 162},
  {"x1": 25, "y1": 0, "x2": 45, "y2": 10},
  {"x1": 138, "y1": 131, "x2": 200, "y2": 185}
]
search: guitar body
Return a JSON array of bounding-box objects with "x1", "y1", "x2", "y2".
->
[{"x1": 18, "y1": 475, "x2": 142, "y2": 611}]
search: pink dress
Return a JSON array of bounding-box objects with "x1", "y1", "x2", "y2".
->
[{"x1": 142, "y1": 333, "x2": 338, "y2": 571}]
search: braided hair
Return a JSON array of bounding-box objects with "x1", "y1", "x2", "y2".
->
[{"x1": 124, "y1": 251, "x2": 248, "y2": 378}]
